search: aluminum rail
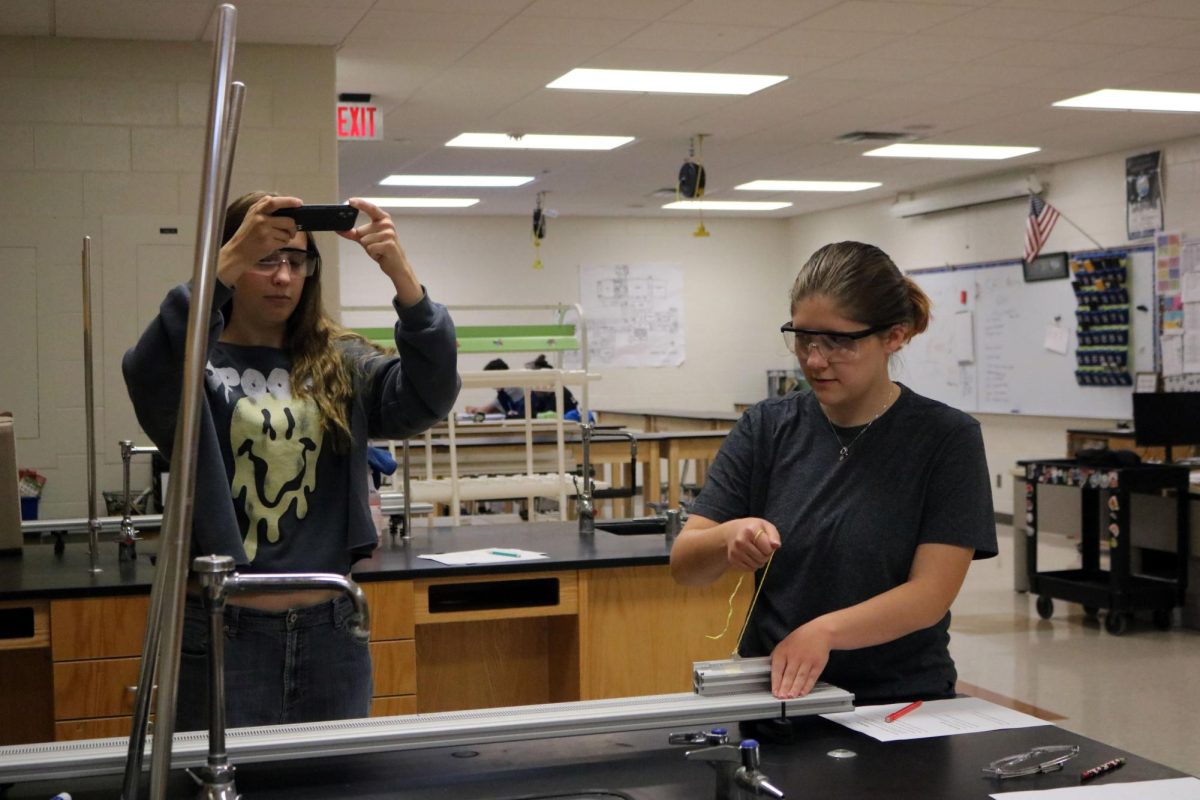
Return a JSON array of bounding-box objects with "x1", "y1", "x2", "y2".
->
[
  {"x1": 121, "y1": 6, "x2": 241, "y2": 800},
  {"x1": 0, "y1": 687, "x2": 854, "y2": 785},
  {"x1": 81, "y1": 236, "x2": 101, "y2": 575},
  {"x1": 22, "y1": 514, "x2": 163, "y2": 537}
]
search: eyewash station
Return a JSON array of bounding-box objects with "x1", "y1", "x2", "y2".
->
[{"x1": 0, "y1": 5, "x2": 1199, "y2": 800}]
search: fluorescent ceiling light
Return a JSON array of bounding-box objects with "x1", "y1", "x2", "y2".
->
[
  {"x1": 736, "y1": 180, "x2": 881, "y2": 192},
  {"x1": 446, "y1": 132, "x2": 634, "y2": 151},
  {"x1": 1053, "y1": 88, "x2": 1200, "y2": 113},
  {"x1": 547, "y1": 68, "x2": 786, "y2": 95},
  {"x1": 356, "y1": 197, "x2": 480, "y2": 208},
  {"x1": 663, "y1": 200, "x2": 792, "y2": 211},
  {"x1": 864, "y1": 143, "x2": 1040, "y2": 160},
  {"x1": 380, "y1": 175, "x2": 534, "y2": 187}
]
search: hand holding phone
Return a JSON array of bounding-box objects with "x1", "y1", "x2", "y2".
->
[{"x1": 271, "y1": 204, "x2": 359, "y2": 232}]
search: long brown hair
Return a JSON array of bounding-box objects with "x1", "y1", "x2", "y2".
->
[
  {"x1": 789, "y1": 241, "x2": 931, "y2": 339},
  {"x1": 221, "y1": 191, "x2": 376, "y2": 450}
]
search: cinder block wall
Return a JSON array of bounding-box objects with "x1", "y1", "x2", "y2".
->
[{"x1": 0, "y1": 36, "x2": 338, "y2": 519}]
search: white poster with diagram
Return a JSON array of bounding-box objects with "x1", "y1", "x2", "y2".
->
[{"x1": 576, "y1": 263, "x2": 685, "y2": 368}]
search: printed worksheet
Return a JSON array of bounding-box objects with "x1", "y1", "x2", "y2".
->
[
  {"x1": 990, "y1": 776, "x2": 1200, "y2": 799},
  {"x1": 821, "y1": 696, "x2": 1049, "y2": 742},
  {"x1": 418, "y1": 548, "x2": 548, "y2": 565}
]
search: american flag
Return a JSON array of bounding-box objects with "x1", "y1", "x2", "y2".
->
[{"x1": 1024, "y1": 194, "x2": 1060, "y2": 263}]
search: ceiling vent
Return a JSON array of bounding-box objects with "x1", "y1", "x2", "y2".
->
[
  {"x1": 834, "y1": 131, "x2": 917, "y2": 144},
  {"x1": 889, "y1": 172, "x2": 1044, "y2": 218}
]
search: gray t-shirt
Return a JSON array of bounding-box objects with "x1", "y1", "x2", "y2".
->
[{"x1": 689, "y1": 383, "x2": 997, "y2": 703}]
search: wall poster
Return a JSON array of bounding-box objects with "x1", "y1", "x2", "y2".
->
[
  {"x1": 1126, "y1": 150, "x2": 1163, "y2": 241},
  {"x1": 577, "y1": 263, "x2": 685, "y2": 368}
]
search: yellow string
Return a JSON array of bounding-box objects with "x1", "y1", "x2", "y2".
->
[{"x1": 705, "y1": 549, "x2": 775, "y2": 658}]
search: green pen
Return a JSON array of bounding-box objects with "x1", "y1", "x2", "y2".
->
[{"x1": 490, "y1": 549, "x2": 520, "y2": 558}]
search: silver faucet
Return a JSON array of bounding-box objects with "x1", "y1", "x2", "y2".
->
[
  {"x1": 576, "y1": 423, "x2": 645, "y2": 537},
  {"x1": 188, "y1": 555, "x2": 370, "y2": 800},
  {"x1": 684, "y1": 739, "x2": 785, "y2": 800},
  {"x1": 118, "y1": 441, "x2": 158, "y2": 562},
  {"x1": 577, "y1": 420, "x2": 597, "y2": 536}
]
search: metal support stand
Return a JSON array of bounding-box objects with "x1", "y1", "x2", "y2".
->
[
  {"x1": 121, "y1": 7, "x2": 244, "y2": 800},
  {"x1": 188, "y1": 555, "x2": 369, "y2": 800},
  {"x1": 82, "y1": 236, "x2": 101, "y2": 575}
]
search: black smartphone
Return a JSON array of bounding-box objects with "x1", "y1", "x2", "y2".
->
[{"x1": 271, "y1": 204, "x2": 359, "y2": 232}]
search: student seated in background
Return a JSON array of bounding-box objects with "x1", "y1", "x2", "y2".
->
[
  {"x1": 670, "y1": 241, "x2": 997, "y2": 706},
  {"x1": 465, "y1": 355, "x2": 579, "y2": 418}
]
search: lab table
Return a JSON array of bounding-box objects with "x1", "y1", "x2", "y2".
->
[{"x1": 3, "y1": 713, "x2": 1190, "y2": 799}]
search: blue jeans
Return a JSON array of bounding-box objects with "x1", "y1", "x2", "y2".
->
[{"x1": 177, "y1": 595, "x2": 372, "y2": 731}]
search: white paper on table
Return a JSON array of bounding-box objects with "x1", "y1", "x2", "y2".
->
[
  {"x1": 1044, "y1": 324, "x2": 1069, "y2": 355},
  {"x1": 821, "y1": 697, "x2": 1049, "y2": 742},
  {"x1": 417, "y1": 548, "x2": 549, "y2": 565},
  {"x1": 989, "y1": 776, "x2": 1200, "y2": 799}
]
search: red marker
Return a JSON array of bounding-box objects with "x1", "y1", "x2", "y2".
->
[
  {"x1": 884, "y1": 700, "x2": 923, "y2": 723},
  {"x1": 1081, "y1": 757, "x2": 1125, "y2": 782}
]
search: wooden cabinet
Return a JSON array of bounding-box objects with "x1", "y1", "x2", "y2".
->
[
  {"x1": 361, "y1": 580, "x2": 417, "y2": 715},
  {"x1": 13, "y1": 561, "x2": 756, "y2": 743},
  {"x1": 49, "y1": 595, "x2": 149, "y2": 741}
]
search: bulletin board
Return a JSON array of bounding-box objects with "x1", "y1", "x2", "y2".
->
[{"x1": 893, "y1": 246, "x2": 1154, "y2": 419}]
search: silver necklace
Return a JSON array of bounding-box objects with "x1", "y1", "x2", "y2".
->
[{"x1": 824, "y1": 389, "x2": 897, "y2": 462}]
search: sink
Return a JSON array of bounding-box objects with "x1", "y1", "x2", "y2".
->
[{"x1": 597, "y1": 517, "x2": 669, "y2": 536}]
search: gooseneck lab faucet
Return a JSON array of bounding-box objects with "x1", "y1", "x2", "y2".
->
[{"x1": 189, "y1": 555, "x2": 370, "y2": 800}]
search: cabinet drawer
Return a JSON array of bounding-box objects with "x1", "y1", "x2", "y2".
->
[
  {"x1": 361, "y1": 580, "x2": 414, "y2": 640},
  {"x1": 51, "y1": 596, "x2": 149, "y2": 661},
  {"x1": 370, "y1": 695, "x2": 417, "y2": 718},
  {"x1": 53, "y1": 657, "x2": 141, "y2": 719},
  {"x1": 370, "y1": 639, "x2": 415, "y2": 697},
  {"x1": 56, "y1": 716, "x2": 133, "y2": 741},
  {"x1": 414, "y1": 571, "x2": 577, "y2": 624}
]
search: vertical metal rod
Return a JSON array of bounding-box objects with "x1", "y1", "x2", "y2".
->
[
  {"x1": 402, "y1": 440, "x2": 412, "y2": 540},
  {"x1": 121, "y1": 6, "x2": 240, "y2": 800},
  {"x1": 81, "y1": 236, "x2": 101, "y2": 574}
]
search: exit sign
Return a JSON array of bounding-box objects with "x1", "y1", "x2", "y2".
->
[{"x1": 337, "y1": 102, "x2": 382, "y2": 141}]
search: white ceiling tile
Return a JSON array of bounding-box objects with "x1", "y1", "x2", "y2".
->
[
  {"x1": 924, "y1": 62, "x2": 1053, "y2": 88},
  {"x1": 868, "y1": 34, "x2": 1016, "y2": 63},
  {"x1": 523, "y1": 0, "x2": 688, "y2": 20},
  {"x1": 806, "y1": 58, "x2": 949, "y2": 84},
  {"x1": 753, "y1": 27, "x2": 901, "y2": 59},
  {"x1": 487, "y1": 90, "x2": 635, "y2": 133},
  {"x1": 344, "y1": 9, "x2": 511, "y2": 43},
  {"x1": 702, "y1": 51, "x2": 840, "y2": 76},
  {"x1": 457, "y1": 40, "x2": 604, "y2": 73},
  {"x1": 336, "y1": 38, "x2": 476, "y2": 69},
  {"x1": 969, "y1": 40, "x2": 1130, "y2": 69},
  {"x1": 800, "y1": 1, "x2": 973, "y2": 34},
  {"x1": 921, "y1": 7, "x2": 1096, "y2": 40},
  {"x1": 618, "y1": 20, "x2": 777, "y2": 52},
  {"x1": 662, "y1": 0, "x2": 843, "y2": 26},
  {"x1": 582, "y1": 48, "x2": 721, "y2": 71},
  {"x1": 990, "y1": 0, "x2": 1142, "y2": 13},
  {"x1": 1128, "y1": 0, "x2": 1200, "y2": 17},
  {"x1": 0, "y1": 0, "x2": 51, "y2": 36},
  {"x1": 1056, "y1": 13, "x2": 1200, "y2": 45},
  {"x1": 369, "y1": 0, "x2": 529, "y2": 12},
  {"x1": 1135, "y1": 69, "x2": 1200, "y2": 91},
  {"x1": 488, "y1": 15, "x2": 648, "y2": 47}
]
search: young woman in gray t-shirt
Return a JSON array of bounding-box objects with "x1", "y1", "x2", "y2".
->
[{"x1": 671, "y1": 241, "x2": 997, "y2": 705}]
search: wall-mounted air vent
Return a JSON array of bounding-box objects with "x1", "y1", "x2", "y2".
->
[{"x1": 834, "y1": 131, "x2": 918, "y2": 144}]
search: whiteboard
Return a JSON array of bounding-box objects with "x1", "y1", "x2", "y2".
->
[{"x1": 894, "y1": 247, "x2": 1153, "y2": 419}]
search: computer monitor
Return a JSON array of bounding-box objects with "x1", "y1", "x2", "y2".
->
[{"x1": 1132, "y1": 391, "x2": 1200, "y2": 447}]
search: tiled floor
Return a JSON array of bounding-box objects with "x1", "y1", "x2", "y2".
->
[{"x1": 950, "y1": 525, "x2": 1200, "y2": 776}]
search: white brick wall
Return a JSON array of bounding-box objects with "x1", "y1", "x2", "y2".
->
[{"x1": 0, "y1": 36, "x2": 338, "y2": 520}]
